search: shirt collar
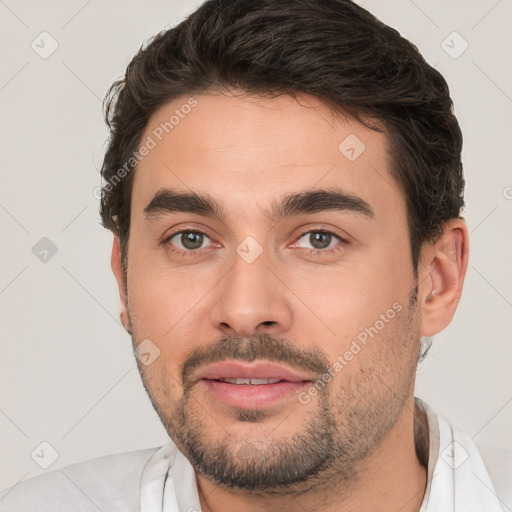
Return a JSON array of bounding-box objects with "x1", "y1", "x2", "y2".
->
[{"x1": 417, "y1": 397, "x2": 504, "y2": 511}]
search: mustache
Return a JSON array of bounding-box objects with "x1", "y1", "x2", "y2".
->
[{"x1": 181, "y1": 333, "x2": 331, "y2": 390}]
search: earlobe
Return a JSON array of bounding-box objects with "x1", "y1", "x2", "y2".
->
[
  {"x1": 419, "y1": 220, "x2": 469, "y2": 337},
  {"x1": 111, "y1": 235, "x2": 132, "y2": 334}
]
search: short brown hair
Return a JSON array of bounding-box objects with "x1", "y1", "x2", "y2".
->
[{"x1": 100, "y1": 0, "x2": 464, "y2": 273}]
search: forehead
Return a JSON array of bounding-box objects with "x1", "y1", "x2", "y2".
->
[{"x1": 131, "y1": 92, "x2": 404, "y2": 222}]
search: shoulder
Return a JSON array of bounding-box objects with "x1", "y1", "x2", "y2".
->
[
  {"x1": 0, "y1": 446, "x2": 161, "y2": 512},
  {"x1": 477, "y1": 442, "x2": 512, "y2": 510}
]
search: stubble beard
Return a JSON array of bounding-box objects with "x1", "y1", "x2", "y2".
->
[{"x1": 130, "y1": 292, "x2": 420, "y2": 494}]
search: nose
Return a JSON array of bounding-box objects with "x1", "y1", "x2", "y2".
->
[{"x1": 209, "y1": 248, "x2": 293, "y2": 337}]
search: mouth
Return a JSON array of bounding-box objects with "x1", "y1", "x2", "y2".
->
[
  {"x1": 214, "y1": 378, "x2": 285, "y2": 385},
  {"x1": 194, "y1": 361, "x2": 313, "y2": 409}
]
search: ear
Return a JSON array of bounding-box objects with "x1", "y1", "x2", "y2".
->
[
  {"x1": 111, "y1": 234, "x2": 132, "y2": 333},
  {"x1": 418, "y1": 219, "x2": 469, "y2": 337}
]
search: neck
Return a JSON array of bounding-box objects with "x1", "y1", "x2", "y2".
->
[{"x1": 196, "y1": 397, "x2": 428, "y2": 512}]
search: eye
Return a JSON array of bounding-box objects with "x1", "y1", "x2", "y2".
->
[
  {"x1": 167, "y1": 231, "x2": 213, "y2": 251},
  {"x1": 295, "y1": 231, "x2": 343, "y2": 250}
]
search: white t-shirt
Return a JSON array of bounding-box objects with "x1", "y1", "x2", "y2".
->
[{"x1": 1, "y1": 399, "x2": 510, "y2": 511}]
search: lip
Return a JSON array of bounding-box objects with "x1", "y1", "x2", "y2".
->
[
  {"x1": 201, "y1": 379, "x2": 310, "y2": 409},
  {"x1": 194, "y1": 361, "x2": 313, "y2": 383},
  {"x1": 194, "y1": 361, "x2": 313, "y2": 409}
]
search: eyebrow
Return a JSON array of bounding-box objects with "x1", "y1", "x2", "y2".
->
[{"x1": 143, "y1": 187, "x2": 375, "y2": 221}]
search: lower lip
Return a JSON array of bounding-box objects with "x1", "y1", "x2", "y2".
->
[{"x1": 201, "y1": 379, "x2": 310, "y2": 409}]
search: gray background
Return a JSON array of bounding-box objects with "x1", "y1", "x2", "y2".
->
[{"x1": 1, "y1": 0, "x2": 511, "y2": 491}]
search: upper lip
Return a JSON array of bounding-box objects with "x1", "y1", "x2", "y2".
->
[{"x1": 194, "y1": 361, "x2": 313, "y2": 383}]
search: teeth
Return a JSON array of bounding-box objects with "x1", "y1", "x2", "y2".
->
[{"x1": 218, "y1": 378, "x2": 282, "y2": 385}]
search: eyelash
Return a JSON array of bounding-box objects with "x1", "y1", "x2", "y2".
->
[{"x1": 162, "y1": 228, "x2": 348, "y2": 258}]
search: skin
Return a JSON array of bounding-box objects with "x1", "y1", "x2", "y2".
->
[{"x1": 111, "y1": 91, "x2": 469, "y2": 512}]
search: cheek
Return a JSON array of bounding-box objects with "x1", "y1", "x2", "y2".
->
[
  {"x1": 289, "y1": 256, "x2": 412, "y2": 356},
  {"x1": 126, "y1": 263, "x2": 218, "y2": 366},
  {"x1": 127, "y1": 262, "x2": 201, "y2": 325}
]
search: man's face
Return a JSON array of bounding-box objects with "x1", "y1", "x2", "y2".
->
[{"x1": 122, "y1": 92, "x2": 422, "y2": 490}]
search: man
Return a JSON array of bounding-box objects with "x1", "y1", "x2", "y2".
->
[{"x1": 1, "y1": 0, "x2": 510, "y2": 510}]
